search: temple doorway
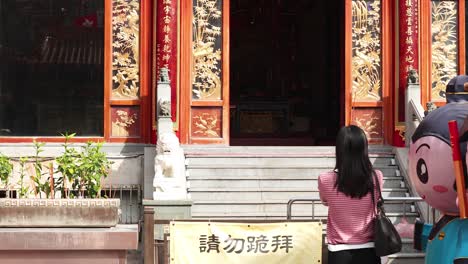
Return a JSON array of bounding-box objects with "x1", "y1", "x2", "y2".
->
[{"x1": 229, "y1": 0, "x2": 344, "y2": 145}]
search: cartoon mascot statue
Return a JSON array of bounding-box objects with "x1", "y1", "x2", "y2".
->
[{"x1": 408, "y1": 75, "x2": 468, "y2": 264}]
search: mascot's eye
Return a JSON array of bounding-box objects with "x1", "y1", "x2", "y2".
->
[{"x1": 416, "y1": 159, "x2": 428, "y2": 184}]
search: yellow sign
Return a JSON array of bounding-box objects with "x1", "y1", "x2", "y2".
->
[{"x1": 170, "y1": 221, "x2": 322, "y2": 264}]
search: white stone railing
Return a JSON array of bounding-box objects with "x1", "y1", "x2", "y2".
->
[{"x1": 405, "y1": 82, "x2": 425, "y2": 147}]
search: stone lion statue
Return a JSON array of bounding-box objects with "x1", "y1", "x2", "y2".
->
[
  {"x1": 407, "y1": 69, "x2": 419, "y2": 84},
  {"x1": 158, "y1": 99, "x2": 171, "y2": 117},
  {"x1": 424, "y1": 101, "x2": 437, "y2": 117},
  {"x1": 153, "y1": 133, "x2": 187, "y2": 200}
]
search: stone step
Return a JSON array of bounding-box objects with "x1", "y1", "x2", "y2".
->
[
  {"x1": 188, "y1": 177, "x2": 406, "y2": 189},
  {"x1": 187, "y1": 167, "x2": 399, "y2": 177},
  {"x1": 185, "y1": 156, "x2": 396, "y2": 167},
  {"x1": 186, "y1": 164, "x2": 398, "y2": 169},
  {"x1": 187, "y1": 172, "x2": 403, "y2": 180},
  {"x1": 394, "y1": 239, "x2": 421, "y2": 255},
  {"x1": 189, "y1": 191, "x2": 410, "y2": 201},
  {"x1": 191, "y1": 212, "x2": 418, "y2": 223},
  {"x1": 183, "y1": 149, "x2": 423, "y2": 262},
  {"x1": 188, "y1": 188, "x2": 409, "y2": 201},
  {"x1": 387, "y1": 253, "x2": 425, "y2": 264},
  {"x1": 192, "y1": 201, "x2": 416, "y2": 215},
  {"x1": 182, "y1": 145, "x2": 393, "y2": 155}
]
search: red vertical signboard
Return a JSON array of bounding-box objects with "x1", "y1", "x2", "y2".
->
[
  {"x1": 156, "y1": 0, "x2": 178, "y2": 122},
  {"x1": 398, "y1": 0, "x2": 419, "y2": 122}
]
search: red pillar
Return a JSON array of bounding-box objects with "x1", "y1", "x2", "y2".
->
[
  {"x1": 156, "y1": 0, "x2": 178, "y2": 122},
  {"x1": 396, "y1": 0, "x2": 419, "y2": 146}
]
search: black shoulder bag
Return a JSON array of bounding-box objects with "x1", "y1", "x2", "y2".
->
[{"x1": 371, "y1": 172, "x2": 402, "y2": 256}]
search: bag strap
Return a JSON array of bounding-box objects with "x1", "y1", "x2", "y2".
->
[
  {"x1": 371, "y1": 171, "x2": 384, "y2": 213},
  {"x1": 374, "y1": 171, "x2": 384, "y2": 205}
]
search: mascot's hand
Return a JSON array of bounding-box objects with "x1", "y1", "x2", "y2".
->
[{"x1": 395, "y1": 217, "x2": 414, "y2": 239}]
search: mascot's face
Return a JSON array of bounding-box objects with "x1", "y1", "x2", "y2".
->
[
  {"x1": 410, "y1": 76, "x2": 468, "y2": 215},
  {"x1": 408, "y1": 96, "x2": 468, "y2": 215},
  {"x1": 409, "y1": 136, "x2": 459, "y2": 214}
]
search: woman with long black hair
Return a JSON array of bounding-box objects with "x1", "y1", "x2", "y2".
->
[{"x1": 318, "y1": 125, "x2": 383, "y2": 264}]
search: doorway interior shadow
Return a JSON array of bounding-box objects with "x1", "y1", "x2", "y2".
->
[{"x1": 229, "y1": 0, "x2": 344, "y2": 146}]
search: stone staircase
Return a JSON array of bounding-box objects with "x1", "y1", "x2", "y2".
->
[{"x1": 183, "y1": 146, "x2": 424, "y2": 264}]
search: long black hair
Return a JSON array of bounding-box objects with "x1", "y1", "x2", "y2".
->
[{"x1": 334, "y1": 125, "x2": 374, "y2": 198}]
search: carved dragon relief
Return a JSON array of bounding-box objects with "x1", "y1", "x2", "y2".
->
[
  {"x1": 192, "y1": 0, "x2": 222, "y2": 100},
  {"x1": 353, "y1": 111, "x2": 381, "y2": 139},
  {"x1": 351, "y1": 1, "x2": 382, "y2": 102},
  {"x1": 112, "y1": 0, "x2": 140, "y2": 99},
  {"x1": 431, "y1": 1, "x2": 458, "y2": 101},
  {"x1": 193, "y1": 113, "x2": 220, "y2": 137},
  {"x1": 111, "y1": 110, "x2": 138, "y2": 137}
]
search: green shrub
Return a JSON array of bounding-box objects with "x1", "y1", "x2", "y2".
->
[
  {"x1": 56, "y1": 134, "x2": 112, "y2": 198},
  {"x1": 0, "y1": 154, "x2": 13, "y2": 197}
]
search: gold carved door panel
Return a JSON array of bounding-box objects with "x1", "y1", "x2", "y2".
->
[
  {"x1": 346, "y1": 0, "x2": 393, "y2": 144},
  {"x1": 420, "y1": 0, "x2": 465, "y2": 107},
  {"x1": 181, "y1": 0, "x2": 230, "y2": 144}
]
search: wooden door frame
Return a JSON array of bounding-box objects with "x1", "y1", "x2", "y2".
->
[
  {"x1": 180, "y1": 0, "x2": 394, "y2": 145},
  {"x1": 179, "y1": 0, "x2": 230, "y2": 145},
  {"x1": 420, "y1": 0, "x2": 466, "y2": 108},
  {"x1": 344, "y1": 0, "x2": 394, "y2": 145},
  {"x1": 179, "y1": 0, "x2": 190, "y2": 144}
]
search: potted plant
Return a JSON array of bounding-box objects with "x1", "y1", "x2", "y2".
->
[
  {"x1": 57, "y1": 135, "x2": 112, "y2": 199},
  {"x1": 0, "y1": 134, "x2": 120, "y2": 227},
  {"x1": 0, "y1": 154, "x2": 13, "y2": 198}
]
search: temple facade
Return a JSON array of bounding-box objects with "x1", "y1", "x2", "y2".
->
[
  {"x1": 161, "y1": 0, "x2": 463, "y2": 147},
  {"x1": 0, "y1": 0, "x2": 464, "y2": 146}
]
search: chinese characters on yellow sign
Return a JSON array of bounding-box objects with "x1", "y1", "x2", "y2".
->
[
  {"x1": 170, "y1": 221, "x2": 322, "y2": 264},
  {"x1": 199, "y1": 234, "x2": 293, "y2": 254}
]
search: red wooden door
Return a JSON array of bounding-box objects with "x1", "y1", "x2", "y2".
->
[
  {"x1": 345, "y1": 0, "x2": 394, "y2": 144},
  {"x1": 180, "y1": 0, "x2": 230, "y2": 145}
]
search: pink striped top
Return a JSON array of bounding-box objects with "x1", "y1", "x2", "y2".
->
[{"x1": 318, "y1": 170, "x2": 383, "y2": 245}]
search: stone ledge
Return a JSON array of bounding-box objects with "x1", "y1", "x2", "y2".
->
[
  {"x1": 143, "y1": 199, "x2": 193, "y2": 206},
  {"x1": 0, "y1": 198, "x2": 120, "y2": 227},
  {"x1": 0, "y1": 250, "x2": 128, "y2": 264},
  {"x1": 0, "y1": 224, "x2": 138, "y2": 250},
  {"x1": 0, "y1": 199, "x2": 119, "y2": 207}
]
